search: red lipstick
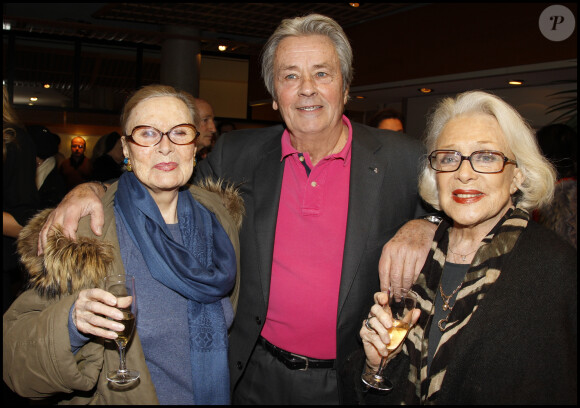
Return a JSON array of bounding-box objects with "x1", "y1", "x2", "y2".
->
[{"x1": 452, "y1": 189, "x2": 484, "y2": 204}]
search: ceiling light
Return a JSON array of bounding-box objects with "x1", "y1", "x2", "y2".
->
[
  {"x1": 43, "y1": 83, "x2": 51, "y2": 89},
  {"x1": 355, "y1": 95, "x2": 365, "y2": 99},
  {"x1": 349, "y1": 3, "x2": 360, "y2": 7},
  {"x1": 218, "y1": 39, "x2": 228, "y2": 52},
  {"x1": 509, "y1": 80, "x2": 523, "y2": 85},
  {"x1": 30, "y1": 97, "x2": 38, "y2": 102},
  {"x1": 419, "y1": 87, "x2": 433, "y2": 94}
]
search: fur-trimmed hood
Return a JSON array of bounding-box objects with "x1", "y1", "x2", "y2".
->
[{"x1": 17, "y1": 179, "x2": 244, "y2": 299}]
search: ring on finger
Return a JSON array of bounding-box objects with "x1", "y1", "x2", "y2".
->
[{"x1": 365, "y1": 317, "x2": 376, "y2": 332}]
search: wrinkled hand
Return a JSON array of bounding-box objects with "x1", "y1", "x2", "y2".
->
[
  {"x1": 38, "y1": 182, "x2": 107, "y2": 255},
  {"x1": 72, "y1": 288, "x2": 125, "y2": 340},
  {"x1": 360, "y1": 292, "x2": 421, "y2": 370},
  {"x1": 379, "y1": 219, "x2": 436, "y2": 293}
]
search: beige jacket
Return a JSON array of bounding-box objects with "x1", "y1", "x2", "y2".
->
[{"x1": 3, "y1": 180, "x2": 243, "y2": 404}]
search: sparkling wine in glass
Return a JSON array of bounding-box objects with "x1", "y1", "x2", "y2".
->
[
  {"x1": 361, "y1": 288, "x2": 417, "y2": 391},
  {"x1": 104, "y1": 274, "x2": 139, "y2": 385}
]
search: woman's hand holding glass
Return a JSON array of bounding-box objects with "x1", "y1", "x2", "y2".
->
[
  {"x1": 360, "y1": 289, "x2": 421, "y2": 390},
  {"x1": 71, "y1": 276, "x2": 139, "y2": 385},
  {"x1": 103, "y1": 275, "x2": 139, "y2": 384},
  {"x1": 71, "y1": 287, "x2": 127, "y2": 340}
]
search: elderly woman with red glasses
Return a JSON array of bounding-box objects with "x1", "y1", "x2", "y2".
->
[
  {"x1": 4, "y1": 85, "x2": 243, "y2": 404},
  {"x1": 344, "y1": 91, "x2": 576, "y2": 404}
]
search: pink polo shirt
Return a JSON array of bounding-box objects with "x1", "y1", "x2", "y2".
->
[{"x1": 260, "y1": 115, "x2": 352, "y2": 359}]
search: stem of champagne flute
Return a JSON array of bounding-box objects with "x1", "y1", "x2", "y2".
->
[
  {"x1": 375, "y1": 352, "x2": 391, "y2": 377},
  {"x1": 117, "y1": 343, "x2": 128, "y2": 372}
]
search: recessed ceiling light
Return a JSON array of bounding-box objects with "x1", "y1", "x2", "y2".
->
[
  {"x1": 349, "y1": 3, "x2": 360, "y2": 7},
  {"x1": 43, "y1": 83, "x2": 51, "y2": 89},
  {"x1": 30, "y1": 97, "x2": 38, "y2": 102},
  {"x1": 509, "y1": 80, "x2": 523, "y2": 85},
  {"x1": 419, "y1": 87, "x2": 433, "y2": 94},
  {"x1": 218, "y1": 44, "x2": 227, "y2": 52}
]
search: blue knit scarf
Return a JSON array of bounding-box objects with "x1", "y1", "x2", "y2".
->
[{"x1": 114, "y1": 172, "x2": 236, "y2": 404}]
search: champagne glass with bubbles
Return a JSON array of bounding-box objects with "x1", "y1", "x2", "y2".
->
[
  {"x1": 104, "y1": 274, "x2": 139, "y2": 384},
  {"x1": 361, "y1": 288, "x2": 417, "y2": 391}
]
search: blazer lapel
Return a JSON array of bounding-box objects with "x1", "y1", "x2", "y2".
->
[
  {"x1": 252, "y1": 136, "x2": 285, "y2": 305},
  {"x1": 337, "y1": 125, "x2": 384, "y2": 316}
]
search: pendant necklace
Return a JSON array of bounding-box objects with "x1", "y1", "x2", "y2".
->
[
  {"x1": 437, "y1": 282, "x2": 462, "y2": 331},
  {"x1": 447, "y1": 246, "x2": 478, "y2": 262}
]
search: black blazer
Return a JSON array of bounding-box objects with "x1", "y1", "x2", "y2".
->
[{"x1": 195, "y1": 121, "x2": 427, "y2": 401}]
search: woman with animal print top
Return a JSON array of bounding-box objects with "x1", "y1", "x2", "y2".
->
[{"x1": 342, "y1": 91, "x2": 576, "y2": 404}]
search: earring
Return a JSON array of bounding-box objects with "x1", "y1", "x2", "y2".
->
[
  {"x1": 193, "y1": 157, "x2": 197, "y2": 168},
  {"x1": 124, "y1": 157, "x2": 132, "y2": 172}
]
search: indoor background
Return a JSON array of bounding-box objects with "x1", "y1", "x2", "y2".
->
[{"x1": 3, "y1": 3, "x2": 577, "y2": 159}]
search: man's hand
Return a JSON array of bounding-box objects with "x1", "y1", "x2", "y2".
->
[
  {"x1": 379, "y1": 219, "x2": 436, "y2": 293},
  {"x1": 38, "y1": 182, "x2": 107, "y2": 255}
]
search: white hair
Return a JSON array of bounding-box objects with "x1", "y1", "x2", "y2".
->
[{"x1": 418, "y1": 90, "x2": 556, "y2": 211}]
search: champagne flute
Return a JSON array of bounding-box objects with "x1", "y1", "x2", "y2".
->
[
  {"x1": 104, "y1": 274, "x2": 139, "y2": 384},
  {"x1": 361, "y1": 288, "x2": 417, "y2": 391}
]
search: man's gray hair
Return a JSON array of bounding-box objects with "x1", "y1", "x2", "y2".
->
[{"x1": 260, "y1": 13, "x2": 353, "y2": 100}]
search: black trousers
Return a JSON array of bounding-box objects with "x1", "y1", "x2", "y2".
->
[{"x1": 232, "y1": 340, "x2": 340, "y2": 405}]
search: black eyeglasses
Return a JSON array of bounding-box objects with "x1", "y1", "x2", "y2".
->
[
  {"x1": 125, "y1": 124, "x2": 200, "y2": 147},
  {"x1": 429, "y1": 150, "x2": 517, "y2": 174}
]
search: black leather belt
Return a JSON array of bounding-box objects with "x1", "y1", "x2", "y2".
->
[{"x1": 259, "y1": 337, "x2": 335, "y2": 371}]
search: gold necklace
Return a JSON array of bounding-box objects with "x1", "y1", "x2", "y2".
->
[
  {"x1": 438, "y1": 282, "x2": 462, "y2": 331},
  {"x1": 447, "y1": 246, "x2": 478, "y2": 262},
  {"x1": 439, "y1": 282, "x2": 462, "y2": 311}
]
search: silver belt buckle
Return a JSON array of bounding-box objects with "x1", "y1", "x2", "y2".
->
[{"x1": 290, "y1": 352, "x2": 309, "y2": 371}]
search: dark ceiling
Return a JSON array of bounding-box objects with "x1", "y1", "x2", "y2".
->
[
  {"x1": 3, "y1": 3, "x2": 577, "y2": 129},
  {"x1": 3, "y1": 3, "x2": 430, "y2": 111},
  {"x1": 94, "y1": 3, "x2": 417, "y2": 48},
  {"x1": 4, "y1": 3, "x2": 420, "y2": 55}
]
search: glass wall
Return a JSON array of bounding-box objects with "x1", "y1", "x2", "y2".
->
[{"x1": 3, "y1": 32, "x2": 161, "y2": 112}]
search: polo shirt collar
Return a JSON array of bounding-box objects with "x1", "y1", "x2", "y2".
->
[{"x1": 280, "y1": 115, "x2": 353, "y2": 166}]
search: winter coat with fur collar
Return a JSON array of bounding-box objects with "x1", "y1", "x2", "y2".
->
[{"x1": 3, "y1": 180, "x2": 243, "y2": 404}]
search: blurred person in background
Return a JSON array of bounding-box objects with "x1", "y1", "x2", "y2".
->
[
  {"x1": 28, "y1": 125, "x2": 67, "y2": 209},
  {"x1": 193, "y1": 98, "x2": 217, "y2": 164},
  {"x1": 3, "y1": 86, "x2": 39, "y2": 313},
  {"x1": 534, "y1": 123, "x2": 577, "y2": 248},
  {"x1": 368, "y1": 108, "x2": 405, "y2": 132},
  {"x1": 60, "y1": 136, "x2": 93, "y2": 191},
  {"x1": 92, "y1": 131, "x2": 125, "y2": 182}
]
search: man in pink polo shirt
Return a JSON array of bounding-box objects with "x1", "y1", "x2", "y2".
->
[
  {"x1": 36, "y1": 14, "x2": 438, "y2": 405},
  {"x1": 204, "y1": 14, "x2": 437, "y2": 404}
]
